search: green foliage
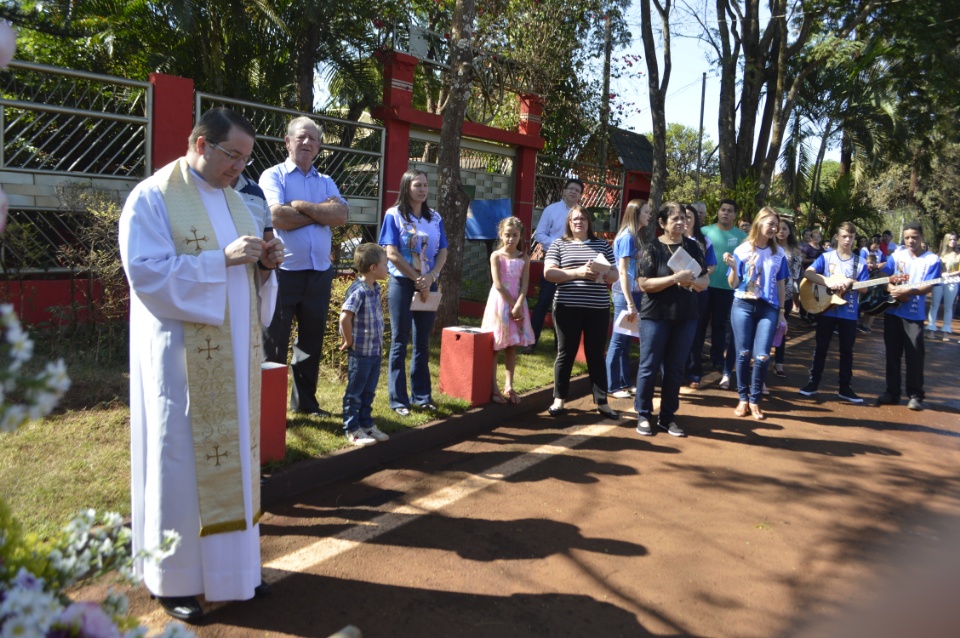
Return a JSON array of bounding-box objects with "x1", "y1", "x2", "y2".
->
[
  {"x1": 0, "y1": 498, "x2": 58, "y2": 584},
  {"x1": 659, "y1": 123, "x2": 722, "y2": 206},
  {"x1": 52, "y1": 183, "x2": 128, "y2": 366},
  {"x1": 722, "y1": 174, "x2": 761, "y2": 221},
  {"x1": 813, "y1": 172, "x2": 881, "y2": 238}
]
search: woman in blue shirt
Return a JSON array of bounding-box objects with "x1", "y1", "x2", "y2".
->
[
  {"x1": 605, "y1": 199, "x2": 651, "y2": 398},
  {"x1": 378, "y1": 170, "x2": 448, "y2": 416},
  {"x1": 726, "y1": 206, "x2": 789, "y2": 420}
]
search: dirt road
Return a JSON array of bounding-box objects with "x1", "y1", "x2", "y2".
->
[{"x1": 132, "y1": 324, "x2": 960, "y2": 637}]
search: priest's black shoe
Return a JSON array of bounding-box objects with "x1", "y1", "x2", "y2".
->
[
  {"x1": 254, "y1": 580, "x2": 271, "y2": 597},
  {"x1": 157, "y1": 596, "x2": 203, "y2": 623}
]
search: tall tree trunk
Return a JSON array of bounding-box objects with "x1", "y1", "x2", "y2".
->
[
  {"x1": 434, "y1": 0, "x2": 476, "y2": 331},
  {"x1": 806, "y1": 118, "x2": 834, "y2": 229},
  {"x1": 296, "y1": 30, "x2": 320, "y2": 111},
  {"x1": 640, "y1": 0, "x2": 672, "y2": 213}
]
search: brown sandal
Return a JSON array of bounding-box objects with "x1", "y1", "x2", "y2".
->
[
  {"x1": 505, "y1": 388, "x2": 520, "y2": 404},
  {"x1": 749, "y1": 404, "x2": 765, "y2": 420},
  {"x1": 491, "y1": 389, "x2": 506, "y2": 404},
  {"x1": 734, "y1": 401, "x2": 749, "y2": 417}
]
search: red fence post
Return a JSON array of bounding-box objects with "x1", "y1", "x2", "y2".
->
[
  {"x1": 373, "y1": 52, "x2": 420, "y2": 211},
  {"x1": 149, "y1": 73, "x2": 195, "y2": 171},
  {"x1": 515, "y1": 93, "x2": 544, "y2": 242}
]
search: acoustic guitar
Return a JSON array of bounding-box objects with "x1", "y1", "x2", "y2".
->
[
  {"x1": 798, "y1": 272, "x2": 908, "y2": 315},
  {"x1": 859, "y1": 271, "x2": 960, "y2": 317}
]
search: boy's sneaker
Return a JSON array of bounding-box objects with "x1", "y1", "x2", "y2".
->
[
  {"x1": 838, "y1": 387, "x2": 863, "y2": 404},
  {"x1": 346, "y1": 429, "x2": 377, "y2": 446},
  {"x1": 798, "y1": 382, "x2": 819, "y2": 396},
  {"x1": 719, "y1": 375, "x2": 731, "y2": 390},
  {"x1": 635, "y1": 420, "x2": 653, "y2": 436},
  {"x1": 659, "y1": 421, "x2": 686, "y2": 437},
  {"x1": 611, "y1": 389, "x2": 633, "y2": 399},
  {"x1": 856, "y1": 324, "x2": 871, "y2": 334},
  {"x1": 907, "y1": 397, "x2": 924, "y2": 411},
  {"x1": 363, "y1": 425, "x2": 390, "y2": 442}
]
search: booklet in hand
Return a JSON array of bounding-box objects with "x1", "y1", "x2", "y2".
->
[
  {"x1": 613, "y1": 309, "x2": 639, "y2": 337},
  {"x1": 411, "y1": 291, "x2": 442, "y2": 312},
  {"x1": 666, "y1": 245, "x2": 702, "y2": 278},
  {"x1": 588, "y1": 251, "x2": 612, "y2": 273}
]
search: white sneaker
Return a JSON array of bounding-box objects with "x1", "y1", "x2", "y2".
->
[
  {"x1": 363, "y1": 425, "x2": 390, "y2": 442},
  {"x1": 762, "y1": 383, "x2": 770, "y2": 395},
  {"x1": 719, "y1": 375, "x2": 730, "y2": 390},
  {"x1": 346, "y1": 430, "x2": 377, "y2": 446},
  {"x1": 610, "y1": 389, "x2": 633, "y2": 399}
]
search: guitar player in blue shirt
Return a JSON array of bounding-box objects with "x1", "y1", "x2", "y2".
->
[
  {"x1": 798, "y1": 222, "x2": 870, "y2": 404},
  {"x1": 876, "y1": 221, "x2": 940, "y2": 411}
]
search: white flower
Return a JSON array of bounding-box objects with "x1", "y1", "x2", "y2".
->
[
  {"x1": 8, "y1": 331, "x2": 33, "y2": 362},
  {"x1": 12, "y1": 567, "x2": 43, "y2": 591},
  {"x1": 0, "y1": 404, "x2": 26, "y2": 432},
  {"x1": 42, "y1": 359, "x2": 71, "y2": 394},
  {"x1": 101, "y1": 589, "x2": 130, "y2": 618},
  {"x1": 0, "y1": 583, "x2": 62, "y2": 635}
]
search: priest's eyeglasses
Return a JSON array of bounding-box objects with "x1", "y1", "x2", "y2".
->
[{"x1": 208, "y1": 141, "x2": 255, "y2": 167}]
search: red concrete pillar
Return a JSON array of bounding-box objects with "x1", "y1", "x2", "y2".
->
[
  {"x1": 260, "y1": 362, "x2": 288, "y2": 463},
  {"x1": 377, "y1": 52, "x2": 420, "y2": 210},
  {"x1": 149, "y1": 73, "x2": 194, "y2": 171},
  {"x1": 514, "y1": 93, "x2": 544, "y2": 240},
  {"x1": 439, "y1": 327, "x2": 495, "y2": 406}
]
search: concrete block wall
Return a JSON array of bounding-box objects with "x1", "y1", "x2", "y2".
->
[{"x1": 0, "y1": 170, "x2": 136, "y2": 209}]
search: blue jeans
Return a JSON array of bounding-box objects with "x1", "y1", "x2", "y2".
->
[
  {"x1": 605, "y1": 292, "x2": 641, "y2": 392},
  {"x1": 707, "y1": 288, "x2": 736, "y2": 377},
  {"x1": 387, "y1": 276, "x2": 436, "y2": 409},
  {"x1": 730, "y1": 297, "x2": 778, "y2": 404},
  {"x1": 634, "y1": 317, "x2": 698, "y2": 425},
  {"x1": 343, "y1": 352, "x2": 381, "y2": 432}
]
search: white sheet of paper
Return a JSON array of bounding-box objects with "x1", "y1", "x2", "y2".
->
[
  {"x1": 613, "y1": 309, "x2": 639, "y2": 337},
  {"x1": 666, "y1": 245, "x2": 702, "y2": 278}
]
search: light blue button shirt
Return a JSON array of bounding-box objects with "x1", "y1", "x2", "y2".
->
[{"x1": 259, "y1": 158, "x2": 347, "y2": 271}]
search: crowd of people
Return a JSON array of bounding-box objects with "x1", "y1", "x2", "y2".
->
[{"x1": 118, "y1": 106, "x2": 956, "y2": 623}]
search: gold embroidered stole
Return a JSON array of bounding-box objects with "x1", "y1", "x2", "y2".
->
[{"x1": 157, "y1": 158, "x2": 263, "y2": 537}]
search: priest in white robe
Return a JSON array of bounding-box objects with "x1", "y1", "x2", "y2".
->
[{"x1": 119, "y1": 107, "x2": 284, "y2": 622}]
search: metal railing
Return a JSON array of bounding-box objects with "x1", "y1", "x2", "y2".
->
[
  {"x1": 196, "y1": 93, "x2": 385, "y2": 204},
  {"x1": 0, "y1": 61, "x2": 151, "y2": 177}
]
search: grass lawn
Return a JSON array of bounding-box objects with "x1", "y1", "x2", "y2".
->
[{"x1": 0, "y1": 324, "x2": 580, "y2": 537}]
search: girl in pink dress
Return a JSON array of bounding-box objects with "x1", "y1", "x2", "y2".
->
[{"x1": 482, "y1": 217, "x2": 535, "y2": 403}]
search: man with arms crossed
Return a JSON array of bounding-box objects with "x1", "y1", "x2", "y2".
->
[
  {"x1": 120, "y1": 108, "x2": 284, "y2": 621},
  {"x1": 798, "y1": 222, "x2": 870, "y2": 403},
  {"x1": 523, "y1": 178, "x2": 584, "y2": 354},
  {"x1": 701, "y1": 198, "x2": 746, "y2": 389},
  {"x1": 260, "y1": 117, "x2": 349, "y2": 417},
  {"x1": 876, "y1": 221, "x2": 940, "y2": 411}
]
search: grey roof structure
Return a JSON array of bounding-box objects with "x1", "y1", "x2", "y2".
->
[{"x1": 608, "y1": 127, "x2": 653, "y2": 173}]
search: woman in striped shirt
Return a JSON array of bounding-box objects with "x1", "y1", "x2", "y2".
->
[{"x1": 544, "y1": 206, "x2": 619, "y2": 418}]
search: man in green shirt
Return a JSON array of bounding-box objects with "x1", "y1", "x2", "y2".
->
[{"x1": 701, "y1": 199, "x2": 746, "y2": 389}]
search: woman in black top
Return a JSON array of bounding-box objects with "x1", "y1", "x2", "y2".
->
[
  {"x1": 543, "y1": 206, "x2": 619, "y2": 418},
  {"x1": 634, "y1": 202, "x2": 709, "y2": 437}
]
